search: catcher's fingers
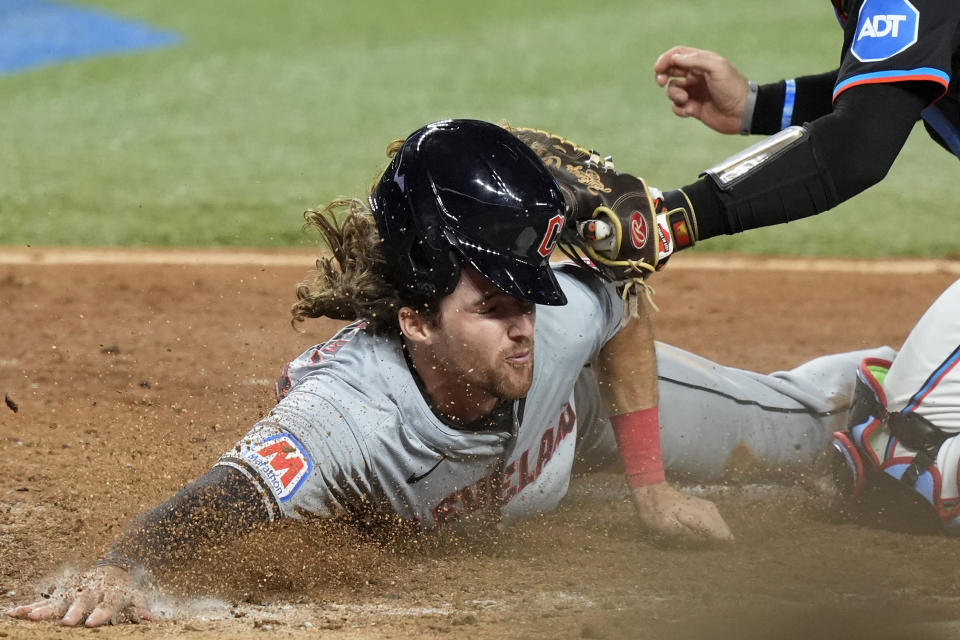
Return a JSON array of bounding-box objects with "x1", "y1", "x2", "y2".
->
[
  {"x1": 653, "y1": 45, "x2": 703, "y2": 83},
  {"x1": 654, "y1": 47, "x2": 729, "y2": 84},
  {"x1": 665, "y1": 81, "x2": 692, "y2": 106},
  {"x1": 669, "y1": 93, "x2": 710, "y2": 119}
]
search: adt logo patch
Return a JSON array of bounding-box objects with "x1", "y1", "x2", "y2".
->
[{"x1": 851, "y1": 0, "x2": 919, "y2": 62}]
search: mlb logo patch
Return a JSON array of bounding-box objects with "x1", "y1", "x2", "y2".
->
[
  {"x1": 240, "y1": 432, "x2": 313, "y2": 502},
  {"x1": 851, "y1": 0, "x2": 919, "y2": 62}
]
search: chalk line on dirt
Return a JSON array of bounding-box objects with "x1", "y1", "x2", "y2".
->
[{"x1": 1, "y1": 248, "x2": 959, "y2": 274}]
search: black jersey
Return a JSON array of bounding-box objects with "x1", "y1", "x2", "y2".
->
[
  {"x1": 669, "y1": 0, "x2": 960, "y2": 240},
  {"x1": 833, "y1": 0, "x2": 960, "y2": 156}
]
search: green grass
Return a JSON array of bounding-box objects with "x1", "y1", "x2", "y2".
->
[{"x1": 1, "y1": 0, "x2": 957, "y2": 256}]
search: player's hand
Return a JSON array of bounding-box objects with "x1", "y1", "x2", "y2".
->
[
  {"x1": 631, "y1": 481, "x2": 735, "y2": 544},
  {"x1": 653, "y1": 46, "x2": 749, "y2": 135},
  {"x1": 5, "y1": 564, "x2": 154, "y2": 627}
]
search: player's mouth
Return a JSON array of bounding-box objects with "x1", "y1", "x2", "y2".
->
[{"x1": 505, "y1": 349, "x2": 531, "y2": 366}]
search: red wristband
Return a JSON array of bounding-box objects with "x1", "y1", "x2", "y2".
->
[{"x1": 610, "y1": 406, "x2": 666, "y2": 488}]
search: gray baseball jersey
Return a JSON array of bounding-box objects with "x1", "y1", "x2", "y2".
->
[
  {"x1": 217, "y1": 265, "x2": 623, "y2": 529},
  {"x1": 219, "y1": 267, "x2": 958, "y2": 532}
]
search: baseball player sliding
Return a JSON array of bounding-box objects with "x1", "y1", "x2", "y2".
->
[{"x1": 6, "y1": 120, "x2": 730, "y2": 628}]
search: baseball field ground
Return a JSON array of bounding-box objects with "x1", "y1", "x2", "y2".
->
[
  {"x1": 4, "y1": 1, "x2": 960, "y2": 638},
  {"x1": 2, "y1": 251, "x2": 960, "y2": 639}
]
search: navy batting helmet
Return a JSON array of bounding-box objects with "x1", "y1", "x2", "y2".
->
[{"x1": 369, "y1": 119, "x2": 568, "y2": 306}]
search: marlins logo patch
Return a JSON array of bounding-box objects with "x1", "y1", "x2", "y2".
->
[
  {"x1": 851, "y1": 0, "x2": 919, "y2": 62},
  {"x1": 239, "y1": 432, "x2": 313, "y2": 502}
]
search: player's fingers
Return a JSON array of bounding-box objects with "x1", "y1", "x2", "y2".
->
[
  {"x1": 655, "y1": 50, "x2": 722, "y2": 83},
  {"x1": 653, "y1": 45, "x2": 702, "y2": 76},
  {"x1": 131, "y1": 606, "x2": 155, "y2": 622},
  {"x1": 699, "y1": 518, "x2": 735, "y2": 543},
  {"x1": 678, "y1": 503, "x2": 735, "y2": 543},
  {"x1": 6, "y1": 603, "x2": 36, "y2": 618},
  {"x1": 85, "y1": 593, "x2": 128, "y2": 628},
  {"x1": 655, "y1": 66, "x2": 693, "y2": 86},
  {"x1": 130, "y1": 591, "x2": 155, "y2": 622},
  {"x1": 665, "y1": 74, "x2": 697, "y2": 89},
  {"x1": 6, "y1": 601, "x2": 59, "y2": 619},
  {"x1": 665, "y1": 82, "x2": 690, "y2": 106},
  {"x1": 23, "y1": 599, "x2": 71, "y2": 621},
  {"x1": 84, "y1": 605, "x2": 118, "y2": 628},
  {"x1": 61, "y1": 591, "x2": 99, "y2": 627}
]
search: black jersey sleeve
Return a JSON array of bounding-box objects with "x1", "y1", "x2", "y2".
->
[
  {"x1": 684, "y1": 81, "x2": 929, "y2": 239},
  {"x1": 751, "y1": 71, "x2": 839, "y2": 135},
  {"x1": 834, "y1": 0, "x2": 957, "y2": 104}
]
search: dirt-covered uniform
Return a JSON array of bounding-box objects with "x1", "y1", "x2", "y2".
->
[{"x1": 217, "y1": 265, "x2": 624, "y2": 529}]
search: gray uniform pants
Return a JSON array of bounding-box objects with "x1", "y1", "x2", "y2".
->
[{"x1": 574, "y1": 342, "x2": 898, "y2": 483}]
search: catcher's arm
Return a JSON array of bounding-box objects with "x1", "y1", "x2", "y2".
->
[
  {"x1": 5, "y1": 466, "x2": 269, "y2": 627},
  {"x1": 595, "y1": 287, "x2": 734, "y2": 544}
]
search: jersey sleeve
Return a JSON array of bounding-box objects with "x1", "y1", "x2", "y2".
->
[
  {"x1": 216, "y1": 379, "x2": 374, "y2": 521},
  {"x1": 834, "y1": 0, "x2": 959, "y2": 102},
  {"x1": 552, "y1": 264, "x2": 624, "y2": 355}
]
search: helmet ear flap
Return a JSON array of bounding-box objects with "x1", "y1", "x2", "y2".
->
[{"x1": 406, "y1": 238, "x2": 460, "y2": 301}]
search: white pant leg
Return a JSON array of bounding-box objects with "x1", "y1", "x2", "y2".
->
[
  {"x1": 656, "y1": 342, "x2": 897, "y2": 482},
  {"x1": 883, "y1": 278, "x2": 960, "y2": 432}
]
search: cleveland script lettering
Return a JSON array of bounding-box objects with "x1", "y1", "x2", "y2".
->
[{"x1": 431, "y1": 403, "x2": 577, "y2": 527}]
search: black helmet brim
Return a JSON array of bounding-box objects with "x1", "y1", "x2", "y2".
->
[{"x1": 453, "y1": 235, "x2": 567, "y2": 306}]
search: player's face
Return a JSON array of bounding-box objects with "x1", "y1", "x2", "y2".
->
[{"x1": 430, "y1": 266, "x2": 536, "y2": 409}]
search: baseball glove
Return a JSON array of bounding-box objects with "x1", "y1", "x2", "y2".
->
[{"x1": 505, "y1": 125, "x2": 696, "y2": 295}]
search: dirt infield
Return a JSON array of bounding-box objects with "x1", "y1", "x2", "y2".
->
[{"x1": 3, "y1": 249, "x2": 960, "y2": 640}]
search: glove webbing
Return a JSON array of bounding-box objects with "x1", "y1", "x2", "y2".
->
[
  {"x1": 556, "y1": 238, "x2": 658, "y2": 325},
  {"x1": 504, "y1": 124, "x2": 614, "y2": 172}
]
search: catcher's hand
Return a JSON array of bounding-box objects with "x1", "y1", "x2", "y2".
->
[{"x1": 506, "y1": 125, "x2": 695, "y2": 287}]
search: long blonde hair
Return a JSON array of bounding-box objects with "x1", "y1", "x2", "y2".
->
[{"x1": 290, "y1": 197, "x2": 412, "y2": 332}]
